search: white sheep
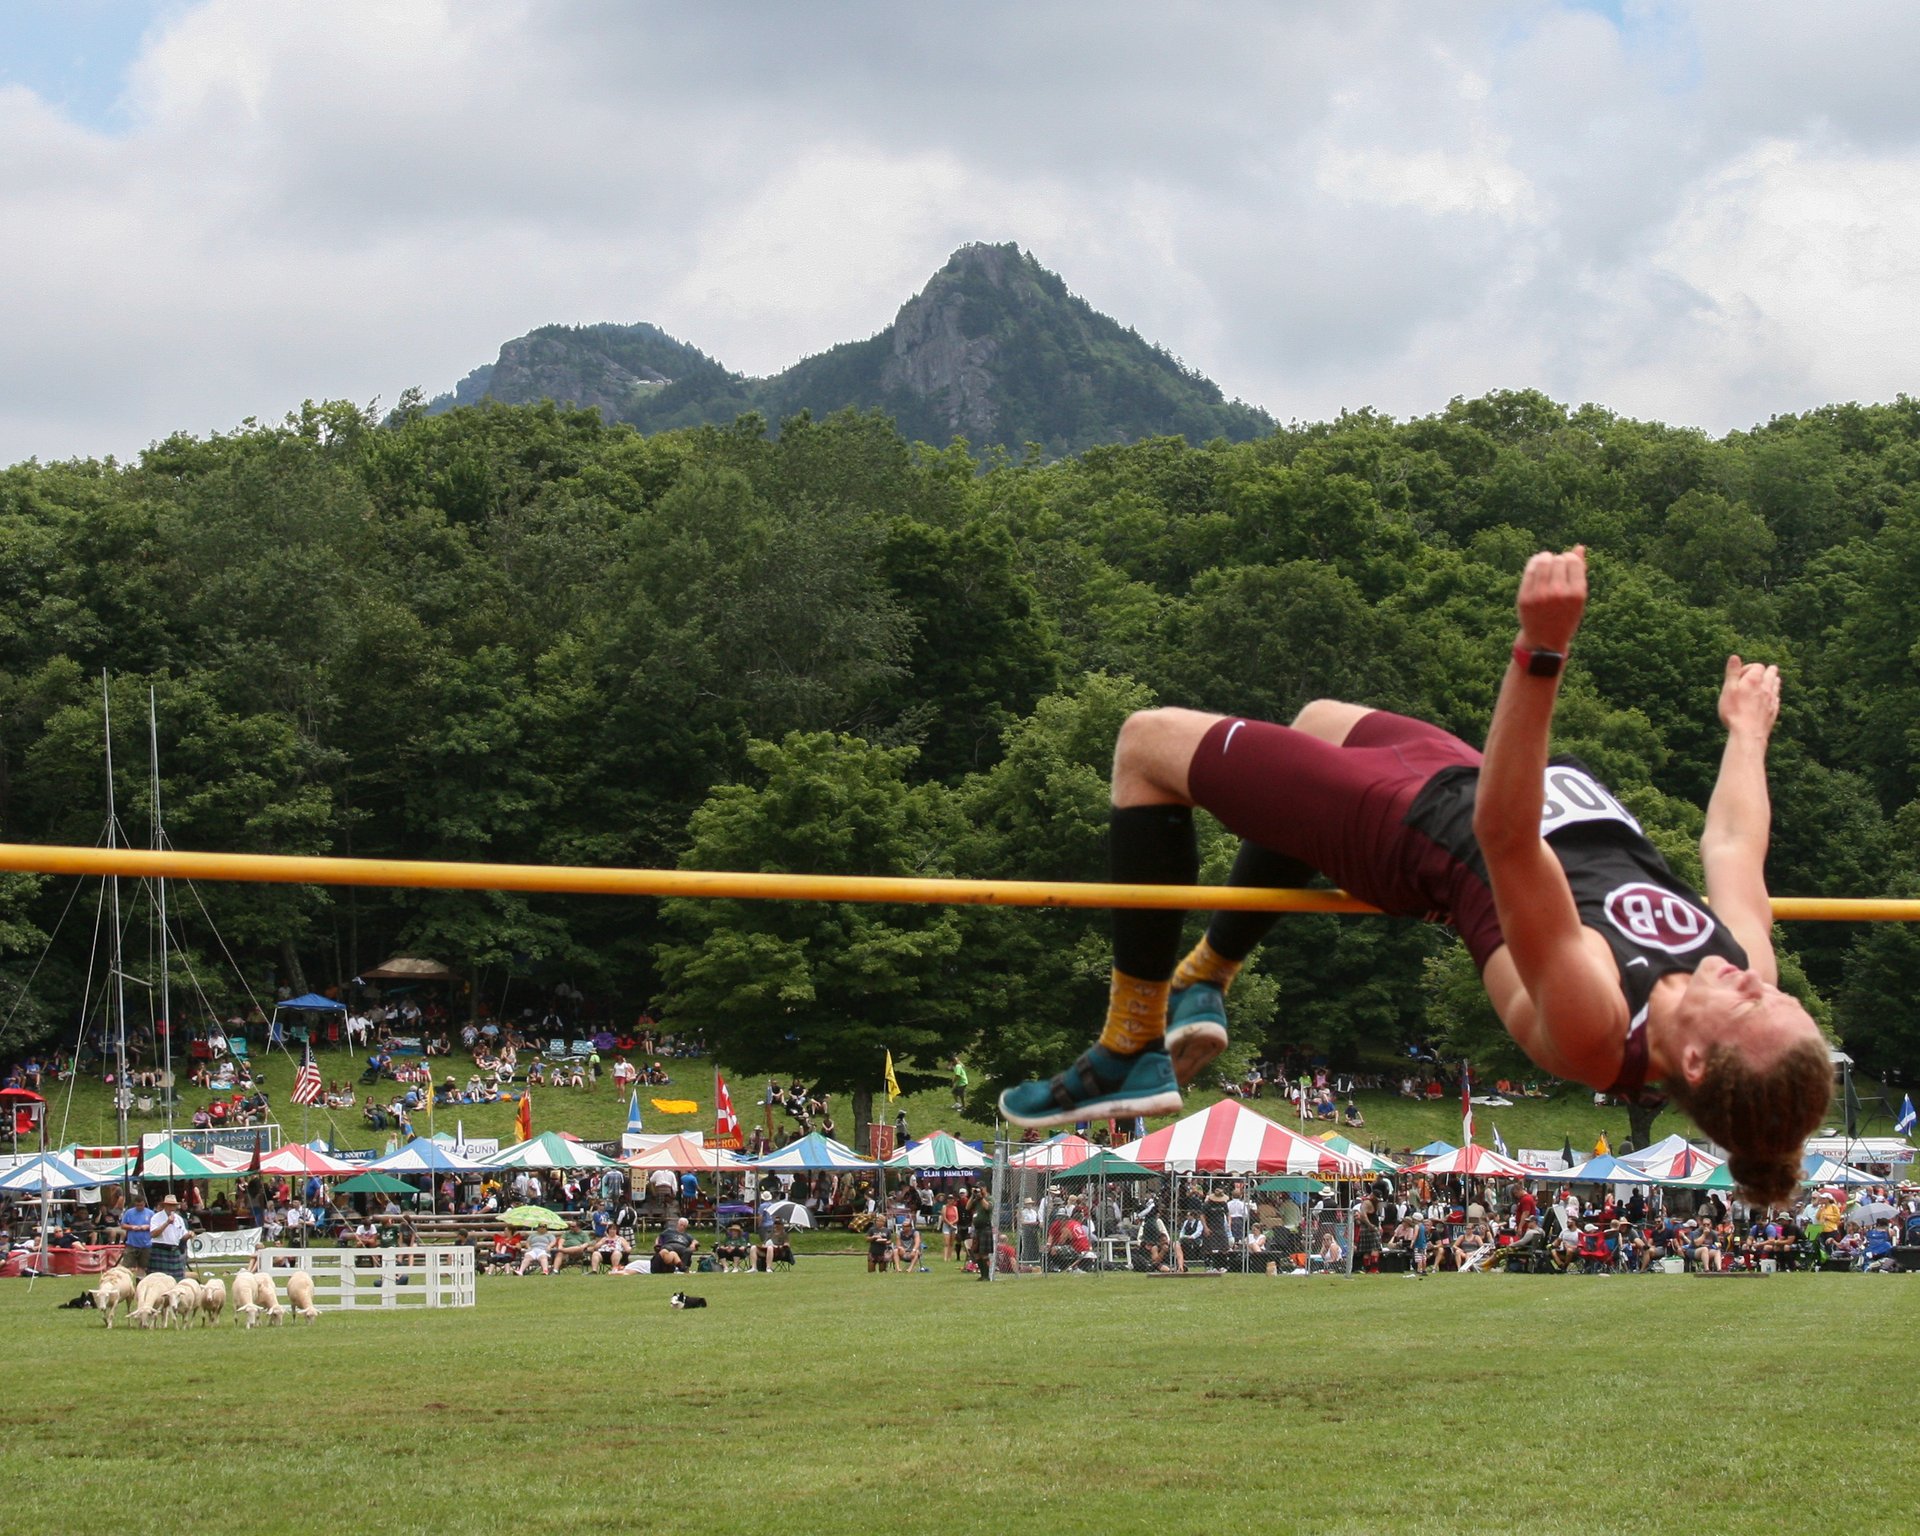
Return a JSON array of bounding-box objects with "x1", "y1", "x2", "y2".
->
[
  {"x1": 198, "y1": 1275, "x2": 226, "y2": 1327},
  {"x1": 256, "y1": 1273, "x2": 285, "y2": 1326},
  {"x1": 131, "y1": 1272, "x2": 177, "y2": 1329},
  {"x1": 285, "y1": 1269, "x2": 319, "y2": 1322},
  {"x1": 230, "y1": 1269, "x2": 260, "y2": 1327},
  {"x1": 167, "y1": 1277, "x2": 204, "y2": 1329},
  {"x1": 91, "y1": 1266, "x2": 138, "y2": 1328}
]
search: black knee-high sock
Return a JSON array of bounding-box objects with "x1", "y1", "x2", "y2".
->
[
  {"x1": 1203, "y1": 841, "x2": 1316, "y2": 961},
  {"x1": 1109, "y1": 804, "x2": 1197, "y2": 981}
]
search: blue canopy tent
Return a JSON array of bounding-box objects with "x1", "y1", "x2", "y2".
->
[
  {"x1": 1412, "y1": 1140, "x2": 1457, "y2": 1158},
  {"x1": 1558, "y1": 1153, "x2": 1658, "y2": 1186},
  {"x1": 272, "y1": 992, "x2": 346, "y2": 1048}
]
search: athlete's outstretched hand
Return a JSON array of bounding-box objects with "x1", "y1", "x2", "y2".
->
[
  {"x1": 1718, "y1": 654, "x2": 1780, "y2": 740},
  {"x1": 1516, "y1": 546, "x2": 1587, "y2": 653}
]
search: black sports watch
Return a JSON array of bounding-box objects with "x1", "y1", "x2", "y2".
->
[{"x1": 1511, "y1": 641, "x2": 1565, "y2": 677}]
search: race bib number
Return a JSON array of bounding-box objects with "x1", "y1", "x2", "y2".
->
[
  {"x1": 1538, "y1": 766, "x2": 1643, "y2": 838},
  {"x1": 1603, "y1": 881, "x2": 1715, "y2": 955}
]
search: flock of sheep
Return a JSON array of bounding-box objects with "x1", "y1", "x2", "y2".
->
[{"x1": 89, "y1": 1263, "x2": 321, "y2": 1329}]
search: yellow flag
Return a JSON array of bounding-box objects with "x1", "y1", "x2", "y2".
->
[
  {"x1": 1595, "y1": 1132, "x2": 1611, "y2": 1157},
  {"x1": 884, "y1": 1051, "x2": 901, "y2": 1101},
  {"x1": 650, "y1": 1098, "x2": 699, "y2": 1115}
]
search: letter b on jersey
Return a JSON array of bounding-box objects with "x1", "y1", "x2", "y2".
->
[{"x1": 1602, "y1": 882, "x2": 1713, "y2": 955}]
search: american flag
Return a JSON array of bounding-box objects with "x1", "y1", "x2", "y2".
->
[{"x1": 290, "y1": 1048, "x2": 323, "y2": 1107}]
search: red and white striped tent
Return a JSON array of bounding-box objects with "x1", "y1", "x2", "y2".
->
[
  {"x1": 1401, "y1": 1143, "x2": 1543, "y2": 1180},
  {"x1": 1007, "y1": 1133, "x2": 1097, "y2": 1170},
  {"x1": 1627, "y1": 1143, "x2": 1724, "y2": 1182},
  {"x1": 256, "y1": 1142, "x2": 361, "y2": 1177},
  {"x1": 1114, "y1": 1101, "x2": 1371, "y2": 1176}
]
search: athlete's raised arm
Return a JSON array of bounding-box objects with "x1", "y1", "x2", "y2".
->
[
  {"x1": 1700, "y1": 654, "x2": 1782, "y2": 983},
  {"x1": 1473, "y1": 547, "x2": 1623, "y2": 1083}
]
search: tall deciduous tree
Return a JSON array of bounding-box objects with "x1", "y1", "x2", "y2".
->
[{"x1": 655, "y1": 732, "x2": 969, "y2": 1144}]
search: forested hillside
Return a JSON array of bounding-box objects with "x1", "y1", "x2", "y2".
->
[{"x1": 2, "y1": 388, "x2": 1917, "y2": 1101}]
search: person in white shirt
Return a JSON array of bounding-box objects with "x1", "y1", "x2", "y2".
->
[
  {"x1": 142, "y1": 1194, "x2": 191, "y2": 1279},
  {"x1": 1225, "y1": 1184, "x2": 1250, "y2": 1242}
]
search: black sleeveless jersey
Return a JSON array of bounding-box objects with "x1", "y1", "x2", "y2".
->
[{"x1": 1405, "y1": 757, "x2": 1750, "y2": 1032}]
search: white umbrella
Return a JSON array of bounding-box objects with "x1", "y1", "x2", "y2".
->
[{"x1": 760, "y1": 1200, "x2": 813, "y2": 1229}]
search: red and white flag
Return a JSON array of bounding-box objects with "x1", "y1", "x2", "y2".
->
[
  {"x1": 291, "y1": 1048, "x2": 322, "y2": 1107},
  {"x1": 1460, "y1": 1062, "x2": 1474, "y2": 1148},
  {"x1": 714, "y1": 1071, "x2": 742, "y2": 1149}
]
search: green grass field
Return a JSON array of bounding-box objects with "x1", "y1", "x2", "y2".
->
[
  {"x1": 5, "y1": 1261, "x2": 1912, "y2": 1535},
  {"x1": 40, "y1": 1038, "x2": 1684, "y2": 1161}
]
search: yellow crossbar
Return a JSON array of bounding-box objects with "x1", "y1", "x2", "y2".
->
[{"x1": 0, "y1": 843, "x2": 1911, "y2": 920}]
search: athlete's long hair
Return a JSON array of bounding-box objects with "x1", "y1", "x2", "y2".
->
[{"x1": 1664, "y1": 1034, "x2": 1832, "y2": 1207}]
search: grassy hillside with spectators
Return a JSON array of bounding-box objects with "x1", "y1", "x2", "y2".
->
[{"x1": 36, "y1": 1039, "x2": 1680, "y2": 1161}]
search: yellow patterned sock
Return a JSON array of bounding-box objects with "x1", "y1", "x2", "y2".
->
[
  {"x1": 1172, "y1": 936, "x2": 1243, "y2": 993},
  {"x1": 1097, "y1": 971, "x2": 1170, "y2": 1056}
]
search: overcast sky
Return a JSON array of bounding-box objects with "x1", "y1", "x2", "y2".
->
[{"x1": 4, "y1": 0, "x2": 1918, "y2": 466}]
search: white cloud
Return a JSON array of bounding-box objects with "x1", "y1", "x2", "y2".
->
[{"x1": 3, "y1": 1, "x2": 1920, "y2": 465}]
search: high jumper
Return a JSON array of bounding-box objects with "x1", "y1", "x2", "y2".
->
[{"x1": 1001, "y1": 547, "x2": 1831, "y2": 1205}]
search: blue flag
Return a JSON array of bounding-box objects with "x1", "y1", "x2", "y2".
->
[
  {"x1": 1896, "y1": 1094, "x2": 1916, "y2": 1136},
  {"x1": 627, "y1": 1092, "x2": 644, "y2": 1135},
  {"x1": 1491, "y1": 1124, "x2": 1508, "y2": 1158}
]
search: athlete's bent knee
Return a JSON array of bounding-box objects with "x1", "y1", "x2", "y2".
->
[{"x1": 1291, "y1": 699, "x2": 1371, "y2": 745}]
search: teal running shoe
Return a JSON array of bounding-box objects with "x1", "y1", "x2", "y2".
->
[
  {"x1": 1166, "y1": 983, "x2": 1229, "y2": 1089},
  {"x1": 998, "y1": 1045, "x2": 1181, "y2": 1130}
]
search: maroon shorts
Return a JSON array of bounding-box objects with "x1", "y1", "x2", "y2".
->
[{"x1": 1185, "y1": 711, "x2": 1502, "y2": 963}]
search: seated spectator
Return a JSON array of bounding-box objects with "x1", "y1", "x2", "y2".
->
[
  {"x1": 517, "y1": 1228, "x2": 558, "y2": 1276},
  {"x1": 892, "y1": 1219, "x2": 923, "y2": 1272},
  {"x1": 653, "y1": 1217, "x2": 698, "y2": 1275},
  {"x1": 1342, "y1": 1100, "x2": 1366, "y2": 1128},
  {"x1": 1861, "y1": 1221, "x2": 1898, "y2": 1272},
  {"x1": 711, "y1": 1223, "x2": 751, "y2": 1274},
  {"x1": 755, "y1": 1220, "x2": 795, "y2": 1271},
  {"x1": 350, "y1": 1220, "x2": 380, "y2": 1249},
  {"x1": 484, "y1": 1231, "x2": 520, "y2": 1274}
]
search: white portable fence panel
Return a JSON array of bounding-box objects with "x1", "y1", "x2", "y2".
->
[{"x1": 257, "y1": 1246, "x2": 476, "y2": 1309}]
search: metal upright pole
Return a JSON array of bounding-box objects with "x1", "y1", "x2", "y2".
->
[
  {"x1": 103, "y1": 674, "x2": 132, "y2": 1187},
  {"x1": 150, "y1": 689, "x2": 175, "y2": 1141}
]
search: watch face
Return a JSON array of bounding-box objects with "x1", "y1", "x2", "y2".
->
[{"x1": 1527, "y1": 649, "x2": 1564, "y2": 677}]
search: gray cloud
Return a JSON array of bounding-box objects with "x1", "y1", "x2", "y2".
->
[{"x1": 2, "y1": 0, "x2": 1918, "y2": 466}]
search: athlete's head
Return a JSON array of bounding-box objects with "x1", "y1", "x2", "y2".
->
[{"x1": 1661, "y1": 958, "x2": 1830, "y2": 1207}]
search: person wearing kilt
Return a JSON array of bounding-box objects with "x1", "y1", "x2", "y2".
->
[{"x1": 149, "y1": 1194, "x2": 189, "y2": 1279}]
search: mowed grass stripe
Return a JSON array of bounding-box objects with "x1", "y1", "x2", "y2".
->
[{"x1": 3, "y1": 1266, "x2": 1909, "y2": 1535}]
